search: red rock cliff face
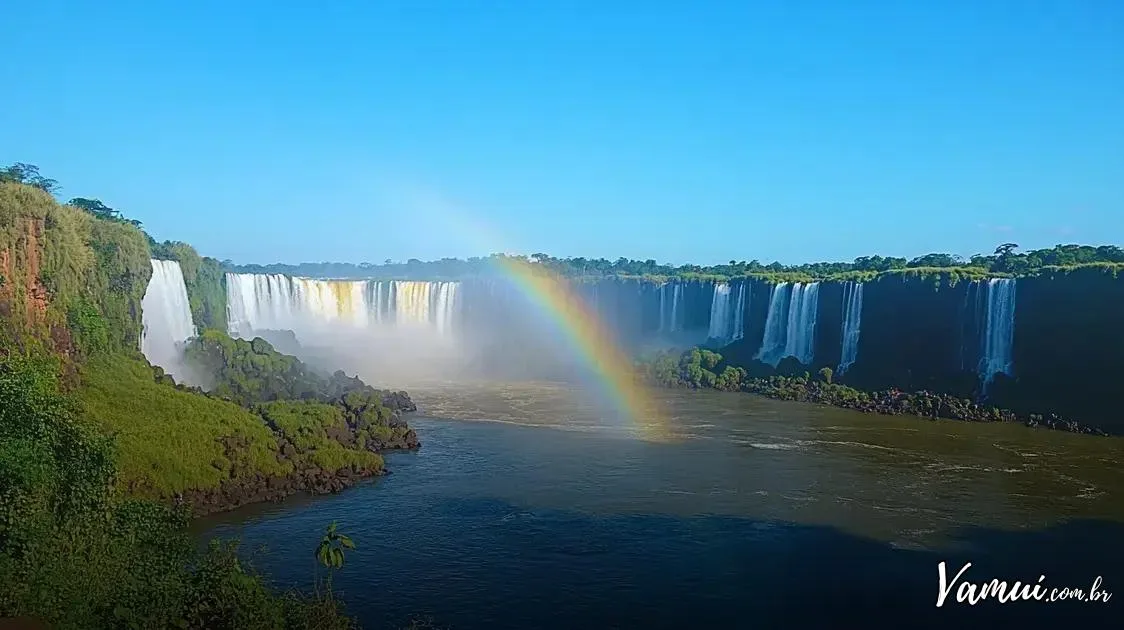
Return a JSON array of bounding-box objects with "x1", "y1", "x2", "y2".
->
[{"x1": 0, "y1": 217, "x2": 50, "y2": 329}]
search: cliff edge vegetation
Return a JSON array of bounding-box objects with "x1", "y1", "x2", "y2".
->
[{"x1": 1, "y1": 165, "x2": 422, "y2": 627}]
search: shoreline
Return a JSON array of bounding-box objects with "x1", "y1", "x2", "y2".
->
[
  {"x1": 180, "y1": 443, "x2": 420, "y2": 517},
  {"x1": 654, "y1": 376, "x2": 1109, "y2": 437}
]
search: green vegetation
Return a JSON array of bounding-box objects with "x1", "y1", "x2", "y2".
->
[
  {"x1": 182, "y1": 329, "x2": 418, "y2": 451},
  {"x1": 315, "y1": 522, "x2": 356, "y2": 599},
  {"x1": 184, "y1": 329, "x2": 374, "y2": 405},
  {"x1": 1, "y1": 165, "x2": 422, "y2": 627},
  {"x1": 0, "y1": 163, "x2": 60, "y2": 194},
  {"x1": 227, "y1": 244, "x2": 1124, "y2": 283},
  {"x1": 1, "y1": 178, "x2": 150, "y2": 359},
  {"x1": 0, "y1": 354, "x2": 357, "y2": 629},
  {"x1": 76, "y1": 353, "x2": 291, "y2": 498},
  {"x1": 152, "y1": 240, "x2": 228, "y2": 331},
  {"x1": 639, "y1": 348, "x2": 1105, "y2": 434},
  {"x1": 258, "y1": 401, "x2": 383, "y2": 473}
]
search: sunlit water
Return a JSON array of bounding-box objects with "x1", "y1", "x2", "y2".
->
[{"x1": 197, "y1": 384, "x2": 1124, "y2": 628}]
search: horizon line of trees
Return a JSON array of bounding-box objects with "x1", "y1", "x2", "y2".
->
[
  {"x1": 6, "y1": 162, "x2": 1123, "y2": 280},
  {"x1": 227, "y1": 243, "x2": 1124, "y2": 280}
]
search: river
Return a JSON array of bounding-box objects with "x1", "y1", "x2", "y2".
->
[{"x1": 197, "y1": 383, "x2": 1124, "y2": 628}]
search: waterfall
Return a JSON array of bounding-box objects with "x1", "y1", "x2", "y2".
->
[
  {"x1": 141, "y1": 259, "x2": 197, "y2": 374},
  {"x1": 979, "y1": 278, "x2": 1016, "y2": 391},
  {"x1": 659, "y1": 282, "x2": 684, "y2": 333},
  {"x1": 671, "y1": 283, "x2": 683, "y2": 332},
  {"x1": 707, "y1": 282, "x2": 732, "y2": 341},
  {"x1": 659, "y1": 283, "x2": 668, "y2": 332},
  {"x1": 837, "y1": 281, "x2": 863, "y2": 374},
  {"x1": 394, "y1": 280, "x2": 432, "y2": 325},
  {"x1": 755, "y1": 282, "x2": 819, "y2": 366},
  {"x1": 782, "y1": 283, "x2": 819, "y2": 364},
  {"x1": 225, "y1": 273, "x2": 461, "y2": 340},
  {"x1": 731, "y1": 281, "x2": 747, "y2": 341},
  {"x1": 756, "y1": 283, "x2": 790, "y2": 364},
  {"x1": 432, "y1": 281, "x2": 459, "y2": 336}
]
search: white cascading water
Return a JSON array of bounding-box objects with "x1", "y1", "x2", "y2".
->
[
  {"x1": 837, "y1": 281, "x2": 863, "y2": 374},
  {"x1": 225, "y1": 273, "x2": 460, "y2": 339},
  {"x1": 671, "y1": 283, "x2": 683, "y2": 332},
  {"x1": 394, "y1": 280, "x2": 432, "y2": 326},
  {"x1": 707, "y1": 282, "x2": 732, "y2": 340},
  {"x1": 756, "y1": 282, "x2": 819, "y2": 366},
  {"x1": 731, "y1": 281, "x2": 747, "y2": 341},
  {"x1": 226, "y1": 273, "x2": 299, "y2": 337},
  {"x1": 659, "y1": 282, "x2": 684, "y2": 333},
  {"x1": 781, "y1": 282, "x2": 819, "y2": 364},
  {"x1": 140, "y1": 259, "x2": 197, "y2": 376},
  {"x1": 979, "y1": 278, "x2": 1016, "y2": 391},
  {"x1": 659, "y1": 283, "x2": 668, "y2": 333},
  {"x1": 756, "y1": 282, "x2": 790, "y2": 365},
  {"x1": 434, "y1": 282, "x2": 459, "y2": 336}
]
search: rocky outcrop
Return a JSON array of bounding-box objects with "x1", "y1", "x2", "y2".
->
[
  {"x1": 145, "y1": 363, "x2": 422, "y2": 516},
  {"x1": 179, "y1": 465, "x2": 383, "y2": 517},
  {"x1": 382, "y1": 390, "x2": 417, "y2": 413},
  {"x1": 740, "y1": 377, "x2": 1108, "y2": 436}
]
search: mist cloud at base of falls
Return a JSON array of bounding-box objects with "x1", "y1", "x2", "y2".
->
[
  {"x1": 214, "y1": 273, "x2": 1018, "y2": 397},
  {"x1": 224, "y1": 274, "x2": 614, "y2": 388}
]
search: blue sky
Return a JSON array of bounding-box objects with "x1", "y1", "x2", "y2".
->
[{"x1": 2, "y1": 1, "x2": 1121, "y2": 266}]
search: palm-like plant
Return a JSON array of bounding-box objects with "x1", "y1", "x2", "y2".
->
[{"x1": 315, "y1": 521, "x2": 355, "y2": 597}]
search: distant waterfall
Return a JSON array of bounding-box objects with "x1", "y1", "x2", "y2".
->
[
  {"x1": 707, "y1": 281, "x2": 749, "y2": 343},
  {"x1": 433, "y1": 282, "x2": 459, "y2": 336},
  {"x1": 837, "y1": 282, "x2": 863, "y2": 374},
  {"x1": 707, "y1": 282, "x2": 732, "y2": 340},
  {"x1": 978, "y1": 278, "x2": 1016, "y2": 390},
  {"x1": 756, "y1": 283, "x2": 790, "y2": 364},
  {"x1": 782, "y1": 283, "x2": 819, "y2": 363},
  {"x1": 659, "y1": 283, "x2": 667, "y2": 332},
  {"x1": 394, "y1": 280, "x2": 432, "y2": 325},
  {"x1": 659, "y1": 282, "x2": 684, "y2": 333},
  {"x1": 755, "y1": 282, "x2": 820, "y2": 366},
  {"x1": 141, "y1": 259, "x2": 197, "y2": 374},
  {"x1": 731, "y1": 282, "x2": 747, "y2": 341},
  {"x1": 226, "y1": 273, "x2": 460, "y2": 339}
]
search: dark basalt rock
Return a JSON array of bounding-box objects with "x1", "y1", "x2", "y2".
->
[
  {"x1": 381, "y1": 390, "x2": 417, "y2": 412},
  {"x1": 181, "y1": 465, "x2": 386, "y2": 517},
  {"x1": 739, "y1": 378, "x2": 1108, "y2": 436}
]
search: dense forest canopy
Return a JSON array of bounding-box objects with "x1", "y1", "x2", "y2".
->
[
  {"x1": 227, "y1": 243, "x2": 1124, "y2": 282},
  {"x1": 6, "y1": 163, "x2": 1123, "y2": 283}
]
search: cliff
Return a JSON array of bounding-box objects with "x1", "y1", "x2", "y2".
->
[
  {"x1": 704, "y1": 269, "x2": 1124, "y2": 433},
  {"x1": 0, "y1": 181, "x2": 420, "y2": 512}
]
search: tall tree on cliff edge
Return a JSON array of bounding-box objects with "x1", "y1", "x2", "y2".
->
[
  {"x1": 68, "y1": 197, "x2": 143, "y2": 227},
  {"x1": 0, "y1": 163, "x2": 60, "y2": 194}
]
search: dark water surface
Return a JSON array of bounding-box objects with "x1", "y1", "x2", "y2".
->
[{"x1": 196, "y1": 383, "x2": 1124, "y2": 628}]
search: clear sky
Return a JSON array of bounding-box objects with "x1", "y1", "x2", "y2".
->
[{"x1": 2, "y1": 0, "x2": 1121, "y2": 266}]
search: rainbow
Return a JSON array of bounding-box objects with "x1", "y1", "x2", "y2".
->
[{"x1": 492, "y1": 257, "x2": 670, "y2": 439}]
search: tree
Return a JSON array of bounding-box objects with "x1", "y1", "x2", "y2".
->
[
  {"x1": 906, "y1": 253, "x2": 962, "y2": 268},
  {"x1": 315, "y1": 521, "x2": 355, "y2": 597},
  {"x1": 994, "y1": 243, "x2": 1019, "y2": 257},
  {"x1": 69, "y1": 197, "x2": 117, "y2": 219},
  {"x1": 818, "y1": 367, "x2": 833, "y2": 384},
  {"x1": 0, "y1": 162, "x2": 60, "y2": 194},
  {"x1": 68, "y1": 196, "x2": 143, "y2": 227}
]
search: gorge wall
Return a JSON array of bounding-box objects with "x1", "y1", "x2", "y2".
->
[{"x1": 215, "y1": 268, "x2": 1124, "y2": 433}]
